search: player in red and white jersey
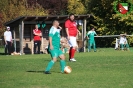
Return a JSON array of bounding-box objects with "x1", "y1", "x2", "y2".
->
[
  {"x1": 65, "y1": 14, "x2": 80, "y2": 62},
  {"x1": 33, "y1": 25, "x2": 42, "y2": 54}
]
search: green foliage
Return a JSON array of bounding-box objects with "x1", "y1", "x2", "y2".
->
[
  {"x1": 79, "y1": 0, "x2": 133, "y2": 45},
  {"x1": 67, "y1": 0, "x2": 87, "y2": 14},
  {"x1": 0, "y1": 0, "x2": 48, "y2": 36}
]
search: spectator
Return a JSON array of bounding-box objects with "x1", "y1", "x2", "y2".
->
[
  {"x1": 33, "y1": 25, "x2": 42, "y2": 54},
  {"x1": 4, "y1": 26, "x2": 12, "y2": 55},
  {"x1": 120, "y1": 34, "x2": 129, "y2": 51},
  {"x1": 87, "y1": 27, "x2": 98, "y2": 52}
]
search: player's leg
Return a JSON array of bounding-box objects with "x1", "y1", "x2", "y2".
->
[
  {"x1": 34, "y1": 41, "x2": 37, "y2": 54},
  {"x1": 59, "y1": 50, "x2": 66, "y2": 73},
  {"x1": 5, "y1": 43, "x2": 8, "y2": 55},
  {"x1": 93, "y1": 40, "x2": 96, "y2": 52},
  {"x1": 8, "y1": 41, "x2": 12, "y2": 55},
  {"x1": 125, "y1": 43, "x2": 129, "y2": 50},
  {"x1": 88, "y1": 41, "x2": 92, "y2": 52},
  {"x1": 45, "y1": 50, "x2": 58, "y2": 74},
  {"x1": 37, "y1": 41, "x2": 41, "y2": 54},
  {"x1": 69, "y1": 36, "x2": 77, "y2": 61},
  {"x1": 88, "y1": 40, "x2": 89, "y2": 52},
  {"x1": 69, "y1": 47, "x2": 72, "y2": 60},
  {"x1": 120, "y1": 44, "x2": 124, "y2": 50}
]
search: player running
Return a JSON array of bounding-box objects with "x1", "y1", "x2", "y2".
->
[
  {"x1": 87, "y1": 27, "x2": 98, "y2": 52},
  {"x1": 65, "y1": 14, "x2": 80, "y2": 62},
  {"x1": 44, "y1": 20, "x2": 66, "y2": 74}
]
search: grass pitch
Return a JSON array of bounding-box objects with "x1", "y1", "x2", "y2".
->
[{"x1": 0, "y1": 48, "x2": 133, "y2": 88}]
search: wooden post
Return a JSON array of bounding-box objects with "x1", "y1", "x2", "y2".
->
[
  {"x1": 41, "y1": 27, "x2": 44, "y2": 53},
  {"x1": 31, "y1": 25, "x2": 34, "y2": 54},
  {"x1": 13, "y1": 27, "x2": 16, "y2": 52},
  {"x1": 19, "y1": 20, "x2": 24, "y2": 55},
  {"x1": 83, "y1": 19, "x2": 87, "y2": 52}
]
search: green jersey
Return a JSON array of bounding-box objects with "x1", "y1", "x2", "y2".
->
[
  {"x1": 87, "y1": 31, "x2": 97, "y2": 41},
  {"x1": 49, "y1": 26, "x2": 60, "y2": 49}
]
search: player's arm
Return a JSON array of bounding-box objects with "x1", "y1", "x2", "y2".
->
[
  {"x1": 10, "y1": 32, "x2": 13, "y2": 43},
  {"x1": 38, "y1": 31, "x2": 42, "y2": 36},
  {"x1": 65, "y1": 28, "x2": 70, "y2": 39},
  {"x1": 58, "y1": 26, "x2": 62, "y2": 31},
  {"x1": 65, "y1": 21, "x2": 70, "y2": 40},
  {"x1": 33, "y1": 30, "x2": 37, "y2": 35},
  {"x1": 77, "y1": 29, "x2": 81, "y2": 36},
  {"x1": 49, "y1": 37, "x2": 53, "y2": 50},
  {"x1": 95, "y1": 31, "x2": 98, "y2": 36},
  {"x1": 87, "y1": 32, "x2": 90, "y2": 39},
  {"x1": 4, "y1": 35, "x2": 7, "y2": 45}
]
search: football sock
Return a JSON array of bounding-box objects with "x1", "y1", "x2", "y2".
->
[
  {"x1": 45, "y1": 60, "x2": 55, "y2": 72},
  {"x1": 69, "y1": 47, "x2": 72, "y2": 59},
  {"x1": 60, "y1": 60, "x2": 66, "y2": 72},
  {"x1": 71, "y1": 48, "x2": 75, "y2": 59}
]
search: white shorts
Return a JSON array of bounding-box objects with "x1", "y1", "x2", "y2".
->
[{"x1": 68, "y1": 36, "x2": 77, "y2": 47}]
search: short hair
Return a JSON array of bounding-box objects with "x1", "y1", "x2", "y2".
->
[
  {"x1": 52, "y1": 19, "x2": 59, "y2": 24},
  {"x1": 90, "y1": 26, "x2": 94, "y2": 29},
  {"x1": 69, "y1": 13, "x2": 75, "y2": 18}
]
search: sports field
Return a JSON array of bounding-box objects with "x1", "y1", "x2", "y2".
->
[{"x1": 0, "y1": 48, "x2": 133, "y2": 88}]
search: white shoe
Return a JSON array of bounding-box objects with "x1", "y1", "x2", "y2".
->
[{"x1": 70, "y1": 58, "x2": 76, "y2": 62}]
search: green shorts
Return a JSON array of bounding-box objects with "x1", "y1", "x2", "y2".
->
[{"x1": 49, "y1": 49, "x2": 63, "y2": 58}]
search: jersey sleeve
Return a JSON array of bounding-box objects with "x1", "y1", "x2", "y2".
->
[
  {"x1": 49, "y1": 27, "x2": 56, "y2": 37},
  {"x1": 65, "y1": 20, "x2": 70, "y2": 28},
  {"x1": 87, "y1": 31, "x2": 91, "y2": 36}
]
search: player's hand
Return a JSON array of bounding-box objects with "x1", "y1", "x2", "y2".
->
[
  {"x1": 67, "y1": 36, "x2": 70, "y2": 40},
  {"x1": 58, "y1": 26, "x2": 62, "y2": 30},
  {"x1": 11, "y1": 40, "x2": 13, "y2": 43},
  {"x1": 5, "y1": 41, "x2": 7, "y2": 45},
  {"x1": 78, "y1": 32, "x2": 81, "y2": 36},
  {"x1": 50, "y1": 45, "x2": 53, "y2": 50}
]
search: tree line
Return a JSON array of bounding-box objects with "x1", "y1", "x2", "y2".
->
[{"x1": 0, "y1": 0, "x2": 133, "y2": 46}]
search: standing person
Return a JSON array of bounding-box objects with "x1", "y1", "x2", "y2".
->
[
  {"x1": 33, "y1": 25, "x2": 42, "y2": 54},
  {"x1": 4, "y1": 26, "x2": 12, "y2": 55},
  {"x1": 87, "y1": 27, "x2": 97, "y2": 52},
  {"x1": 45, "y1": 20, "x2": 66, "y2": 74},
  {"x1": 65, "y1": 14, "x2": 80, "y2": 62}
]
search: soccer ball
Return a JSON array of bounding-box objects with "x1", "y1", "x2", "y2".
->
[{"x1": 64, "y1": 66, "x2": 72, "y2": 74}]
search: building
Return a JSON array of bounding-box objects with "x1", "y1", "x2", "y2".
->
[{"x1": 5, "y1": 15, "x2": 90, "y2": 54}]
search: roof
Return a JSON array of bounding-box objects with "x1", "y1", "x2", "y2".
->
[{"x1": 5, "y1": 15, "x2": 90, "y2": 26}]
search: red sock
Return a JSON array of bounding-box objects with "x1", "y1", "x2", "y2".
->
[{"x1": 71, "y1": 48, "x2": 75, "y2": 59}]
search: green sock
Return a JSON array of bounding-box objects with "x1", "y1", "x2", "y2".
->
[
  {"x1": 60, "y1": 60, "x2": 66, "y2": 73},
  {"x1": 45, "y1": 60, "x2": 54, "y2": 72},
  {"x1": 120, "y1": 44, "x2": 124, "y2": 50}
]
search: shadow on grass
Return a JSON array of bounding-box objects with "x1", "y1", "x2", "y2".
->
[
  {"x1": 0, "y1": 53, "x2": 5, "y2": 55},
  {"x1": 26, "y1": 70, "x2": 60, "y2": 73},
  {"x1": 26, "y1": 71, "x2": 44, "y2": 73}
]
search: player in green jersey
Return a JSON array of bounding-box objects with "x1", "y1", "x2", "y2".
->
[
  {"x1": 87, "y1": 27, "x2": 98, "y2": 52},
  {"x1": 45, "y1": 20, "x2": 66, "y2": 74}
]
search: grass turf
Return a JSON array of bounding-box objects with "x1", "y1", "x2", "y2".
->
[{"x1": 0, "y1": 48, "x2": 133, "y2": 88}]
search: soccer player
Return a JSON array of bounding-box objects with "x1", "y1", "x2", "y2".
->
[
  {"x1": 4, "y1": 26, "x2": 12, "y2": 55},
  {"x1": 119, "y1": 34, "x2": 129, "y2": 51},
  {"x1": 33, "y1": 25, "x2": 42, "y2": 54},
  {"x1": 45, "y1": 20, "x2": 66, "y2": 74},
  {"x1": 87, "y1": 27, "x2": 97, "y2": 52},
  {"x1": 65, "y1": 14, "x2": 80, "y2": 62}
]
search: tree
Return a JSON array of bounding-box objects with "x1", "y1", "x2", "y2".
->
[
  {"x1": 0, "y1": 0, "x2": 47, "y2": 37},
  {"x1": 67, "y1": 0, "x2": 86, "y2": 14}
]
